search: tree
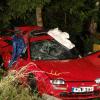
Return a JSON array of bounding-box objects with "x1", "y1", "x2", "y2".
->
[
  {"x1": 36, "y1": 6, "x2": 43, "y2": 27},
  {"x1": 0, "y1": 0, "x2": 99, "y2": 34},
  {"x1": 0, "y1": 0, "x2": 50, "y2": 29},
  {"x1": 43, "y1": 0, "x2": 99, "y2": 34}
]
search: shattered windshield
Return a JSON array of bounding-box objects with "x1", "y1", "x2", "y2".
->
[{"x1": 30, "y1": 39, "x2": 79, "y2": 60}]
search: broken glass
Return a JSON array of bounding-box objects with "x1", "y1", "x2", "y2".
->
[{"x1": 30, "y1": 39, "x2": 79, "y2": 60}]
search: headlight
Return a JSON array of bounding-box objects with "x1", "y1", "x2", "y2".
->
[
  {"x1": 50, "y1": 79, "x2": 65, "y2": 85},
  {"x1": 95, "y1": 78, "x2": 100, "y2": 84}
]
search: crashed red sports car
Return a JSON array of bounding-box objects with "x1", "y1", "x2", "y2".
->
[{"x1": 0, "y1": 26, "x2": 100, "y2": 100}]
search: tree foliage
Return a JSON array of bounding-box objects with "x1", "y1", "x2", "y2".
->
[
  {"x1": 43, "y1": 0, "x2": 99, "y2": 34},
  {"x1": 0, "y1": 0, "x2": 50, "y2": 28},
  {"x1": 0, "y1": 0, "x2": 99, "y2": 34}
]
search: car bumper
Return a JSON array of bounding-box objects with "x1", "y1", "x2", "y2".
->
[
  {"x1": 42, "y1": 91, "x2": 100, "y2": 100},
  {"x1": 46, "y1": 82, "x2": 100, "y2": 100},
  {"x1": 58, "y1": 91, "x2": 100, "y2": 100}
]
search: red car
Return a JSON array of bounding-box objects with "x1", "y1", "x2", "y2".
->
[{"x1": 0, "y1": 26, "x2": 100, "y2": 100}]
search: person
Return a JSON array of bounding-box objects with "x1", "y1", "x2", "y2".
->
[{"x1": 8, "y1": 33, "x2": 26, "y2": 67}]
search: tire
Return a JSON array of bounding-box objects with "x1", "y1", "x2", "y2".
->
[
  {"x1": 0, "y1": 55, "x2": 4, "y2": 69},
  {"x1": 27, "y1": 73, "x2": 37, "y2": 92}
]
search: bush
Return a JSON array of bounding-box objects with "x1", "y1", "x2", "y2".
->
[{"x1": 0, "y1": 70, "x2": 42, "y2": 100}]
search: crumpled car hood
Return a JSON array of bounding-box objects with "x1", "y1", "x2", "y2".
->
[{"x1": 34, "y1": 58, "x2": 100, "y2": 81}]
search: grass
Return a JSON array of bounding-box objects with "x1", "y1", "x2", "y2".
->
[{"x1": 0, "y1": 67, "x2": 43, "y2": 100}]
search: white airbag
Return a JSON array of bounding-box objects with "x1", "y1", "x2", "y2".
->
[{"x1": 48, "y1": 28, "x2": 75, "y2": 49}]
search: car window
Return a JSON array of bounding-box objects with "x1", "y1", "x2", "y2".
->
[{"x1": 30, "y1": 39, "x2": 79, "y2": 60}]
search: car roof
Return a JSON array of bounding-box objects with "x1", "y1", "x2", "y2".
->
[{"x1": 15, "y1": 25, "x2": 42, "y2": 33}]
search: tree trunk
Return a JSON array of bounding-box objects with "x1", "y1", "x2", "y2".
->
[
  {"x1": 36, "y1": 6, "x2": 43, "y2": 27},
  {"x1": 89, "y1": 19, "x2": 97, "y2": 34}
]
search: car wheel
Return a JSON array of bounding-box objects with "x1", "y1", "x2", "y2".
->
[
  {"x1": 0, "y1": 55, "x2": 4, "y2": 69},
  {"x1": 27, "y1": 73, "x2": 37, "y2": 92}
]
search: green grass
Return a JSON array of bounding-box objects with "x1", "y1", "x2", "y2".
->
[
  {"x1": 0, "y1": 74, "x2": 40, "y2": 100},
  {"x1": 0, "y1": 68, "x2": 43, "y2": 100}
]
